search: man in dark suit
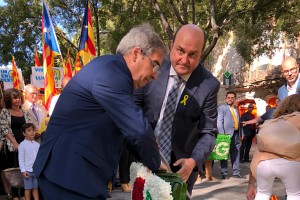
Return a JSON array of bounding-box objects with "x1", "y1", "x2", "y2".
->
[
  {"x1": 33, "y1": 24, "x2": 167, "y2": 199},
  {"x1": 217, "y1": 91, "x2": 243, "y2": 179},
  {"x1": 135, "y1": 24, "x2": 220, "y2": 197}
]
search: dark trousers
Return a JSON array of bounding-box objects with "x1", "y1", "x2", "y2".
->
[
  {"x1": 119, "y1": 144, "x2": 136, "y2": 184},
  {"x1": 240, "y1": 131, "x2": 255, "y2": 161},
  {"x1": 220, "y1": 131, "x2": 241, "y2": 176}
]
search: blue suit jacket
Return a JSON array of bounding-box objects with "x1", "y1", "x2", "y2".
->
[
  {"x1": 278, "y1": 75, "x2": 300, "y2": 102},
  {"x1": 217, "y1": 104, "x2": 240, "y2": 136},
  {"x1": 135, "y1": 58, "x2": 220, "y2": 169},
  {"x1": 33, "y1": 54, "x2": 161, "y2": 198}
]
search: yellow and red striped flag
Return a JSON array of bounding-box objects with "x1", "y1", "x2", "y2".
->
[
  {"x1": 74, "y1": 52, "x2": 82, "y2": 74},
  {"x1": 64, "y1": 50, "x2": 73, "y2": 77},
  {"x1": 78, "y1": 0, "x2": 96, "y2": 66},
  {"x1": 42, "y1": 0, "x2": 61, "y2": 110},
  {"x1": 11, "y1": 56, "x2": 21, "y2": 90},
  {"x1": 34, "y1": 46, "x2": 41, "y2": 67}
]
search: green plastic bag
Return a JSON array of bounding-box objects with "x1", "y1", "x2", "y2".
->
[
  {"x1": 156, "y1": 171, "x2": 187, "y2": 200},
  {"x1": 208, "y1": 134, "x2": 231, "y2": 160}
]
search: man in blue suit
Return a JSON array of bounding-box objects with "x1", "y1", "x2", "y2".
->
[
  {"x1": 217, "y1": 91, "x2": 243, "y2": 179},
  {"x1": 33, "y1": 24, "x2": 167, "y2": 199},
  {"x1": 135, "y1": 24, "x2": 220, "y2": 197},
  {"x1": 278, "y1": 57, "x2": 300, "y2": 102}
]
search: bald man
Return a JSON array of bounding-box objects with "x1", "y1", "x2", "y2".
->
[
  {"x1": 278, "y1": 57, "x2": 300, "y2": 102},
  {"x1": 48, "y1": 76, "x2": 71, "y2": 116},
  {"x1": 135, "y1": 24, "x2": 220, "y2": 197}
]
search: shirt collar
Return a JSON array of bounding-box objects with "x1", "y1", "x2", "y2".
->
[
  {"x1": 287, "y1": 74, "x2": 300, "y2": 91},
  {"x1": 170, "y1": 65, "x2": 191, "y2": 82},
  {"x1": 27, "y1": 100, "x2": 37, "y2": 107}
]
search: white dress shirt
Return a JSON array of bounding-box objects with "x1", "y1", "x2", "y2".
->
[{"x1": 18, "y1": 139, "x2": 40, "y2": 173}]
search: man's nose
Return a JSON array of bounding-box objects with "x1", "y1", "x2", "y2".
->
[{"x1": 180, "y1": 53, "x2": 188, "y2": 64}]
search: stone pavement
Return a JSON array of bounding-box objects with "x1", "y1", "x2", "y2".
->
[{"x1": 0, "y1": 143, "x2": 286, "y2": 200}]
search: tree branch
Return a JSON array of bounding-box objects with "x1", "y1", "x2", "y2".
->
[
  {"x1": 201, "y1": 0, "x2": 220, "y2": 62},
  {"x1": 169, "y1": 0, "x2": 187, "y2": 25},
  {"x1": 55, "y1": 28, "x2": 77, "y2": 51},
  {"x1": 151, "y1": 0, "x2": 174, "y2": 39},
  {"x1": 191, "y1": 0, "x2": 195, "y2": 23}
]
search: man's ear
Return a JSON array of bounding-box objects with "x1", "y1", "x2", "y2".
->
[{"x1": 132, "y1": 47, "x2": 141, "y2": 62}]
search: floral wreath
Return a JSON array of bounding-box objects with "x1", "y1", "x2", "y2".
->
[{"x1": 130, "y1": 162, "x2": 173, "y2": 200}]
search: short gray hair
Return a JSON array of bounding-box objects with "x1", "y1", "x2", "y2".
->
[
  {"x1": 24, "y1": 84, "x2": 37, "y2": 94},
  {"x1": 116, "y1": 23, "x2": 167, "y2": 57}
]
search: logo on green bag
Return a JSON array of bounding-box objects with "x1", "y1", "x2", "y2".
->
[
  {"x1": 215, "y1": 142, "x2": 230, "y2": 156},
  {"x1": 208, "y1": 134, "x2": 231, "y2": 160}
]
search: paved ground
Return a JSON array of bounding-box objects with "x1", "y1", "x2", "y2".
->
[{"x1": 0, "y1": 143, "x2": 286, "y2": 200}]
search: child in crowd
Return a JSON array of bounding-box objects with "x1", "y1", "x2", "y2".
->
[{"x1": 18, "y1": 123, "x2": 40, "y2": 200}]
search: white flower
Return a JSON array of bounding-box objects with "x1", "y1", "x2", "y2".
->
[
  {"x1": 130, "y1": 162, "x2": 173, "y2": 200},
  {"x1": 143, "y1": 173, "x2": 173, "y2": 200}
]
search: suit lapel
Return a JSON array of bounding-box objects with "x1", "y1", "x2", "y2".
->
[
  {"x1": 297, "y1": 77, "x2": 300, "y2": 94},
  {"x1": 152, "y1": 60, "x2": 170, "y2": 120},
  {"x1": 24, "y1": 101, "x2": 38, "y2": 121},
  {"x1": 234, "y1": 106, "x2": 240, "y2": 121},
  {"x1": 176, "y1": 66, "x2": 201, "y2": 114}
]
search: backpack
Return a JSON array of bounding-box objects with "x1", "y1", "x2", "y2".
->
[{"x1": 257, "y1": 112, "x2": 300, "y2": 160}]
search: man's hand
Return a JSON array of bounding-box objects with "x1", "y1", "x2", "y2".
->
[
  {"x1": 173, "y1": 158, "x2": 196, "y2": 182},
  {"x1": 242, "y1": 121, "x2": 248, "y2": 126}
]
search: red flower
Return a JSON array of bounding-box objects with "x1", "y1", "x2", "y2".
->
[{"x1": 132, "y1": 177, "x2": 145, "y2": 200}]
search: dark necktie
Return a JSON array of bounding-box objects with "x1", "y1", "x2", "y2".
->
[
  {"x1": 159, "y1": 75, "x2": 181, "y2": 163},
  {"x1": 32, "y1": 104, "x2": 39, "y2": 122}
]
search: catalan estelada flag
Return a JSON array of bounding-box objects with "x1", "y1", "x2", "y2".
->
[
  {"x1": 64, "y1": 50, "x2": 72, "y2": 77},
  {"x1": 74, "y1": 52, "x2": 82, "y2": 74},
  {"x1": 78, "y1": 0, "x2": 96, "y2": 66},
  {"x1": 34, "y1": 46, "x2": 41, "y2": 67},
  {"x1": 11, "y1": 56, "x2": 21, "y2": 90},
  {"x1": 42, "y1": 0, "x2": 61, "y2": 110}
]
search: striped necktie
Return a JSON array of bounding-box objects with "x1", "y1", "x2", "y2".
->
[
  {"x1": 159, "y1": 75, "x2": 181, "y2": 163},
  {"x1": 32, "y1": 104, "x2": 39, "y2": 122}
]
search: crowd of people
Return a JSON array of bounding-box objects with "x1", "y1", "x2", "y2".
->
[{"x1": 0, "y1": 22, "x2": 299, "y2": 200}]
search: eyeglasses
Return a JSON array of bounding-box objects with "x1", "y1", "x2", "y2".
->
[
  {"x1": 141, "y1": 50, "x2": 160, "y2": 73},
  {"x1": 281, "y1": 67, "x2": 298, "y2": 75},
  {"x1": 28, "y1": 92, "x2": 38, "y2": 96}
]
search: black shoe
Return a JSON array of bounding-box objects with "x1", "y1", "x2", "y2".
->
[
  {"x1": 232, "y1": 174, "x2": 245, "y2": 179},
  {"x1": 239, "y1": 160, "x2": 245, "y2": 163},
  {"x1": 244, "y1": 159, "x2": 251, "y2": 162},
  {"x1": 222, "y1": 175, "x2": 229, "y2": 179}
]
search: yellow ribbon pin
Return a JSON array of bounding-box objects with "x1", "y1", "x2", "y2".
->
[{"x1": 180, "y1": 95, "x2": 189, "y2": 105}]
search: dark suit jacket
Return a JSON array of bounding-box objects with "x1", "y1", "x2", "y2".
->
[
  {"x1": 135, "y1": 58, "x2": 220, "y2": 170},
  {"x1": 33, "y1": 54, "x2": 161, "y2": 198}
]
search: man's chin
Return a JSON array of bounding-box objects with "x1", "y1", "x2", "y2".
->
[
  {"x1": 175, "y1": 68, "x2": 190, "y2": 76},
  {"x1": 138, "y1": 80, "x2": 151, "y2": 88}
]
